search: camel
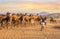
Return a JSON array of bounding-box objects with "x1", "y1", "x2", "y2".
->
[{"x1": 23, "y1": 13, "x2": 30, "y2": 24}]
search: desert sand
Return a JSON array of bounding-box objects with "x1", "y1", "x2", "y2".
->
[{"x1": 0, "y1": 18, "x2": 60, "y2": 39}]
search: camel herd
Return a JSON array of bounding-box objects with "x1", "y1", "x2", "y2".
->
[{"x1": 0, "y1": 12, "x2": 55, "y2": 29}]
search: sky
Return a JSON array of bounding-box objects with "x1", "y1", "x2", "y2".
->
[
  {"x1": 0, "y1": 0, "x2": 59, "y2": 3},
  {"x1": 0, "y1": 0, "x2": 60, "y2": 14}
]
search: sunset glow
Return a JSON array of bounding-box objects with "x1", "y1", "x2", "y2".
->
[{"x1": 0, "y1": 0, "x2": 60, "y2": 13}]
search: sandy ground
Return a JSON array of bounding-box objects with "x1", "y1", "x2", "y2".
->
[{"x1": 0, "y1": 18, "x2": 60, "y2": 39}]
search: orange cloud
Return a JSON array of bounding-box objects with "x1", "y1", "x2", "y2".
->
[{"x1": 0, "y1": 2, "x2": 60, "y2": 13}]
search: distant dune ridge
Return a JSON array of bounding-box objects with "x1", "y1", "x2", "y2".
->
[{"x1": 47, "y1": 13, "x2": 60, "y2": 18}]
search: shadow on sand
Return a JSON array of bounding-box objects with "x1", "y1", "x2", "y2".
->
[{"x1": 53, "y1": 26, "x2": 60, "y2": 30}]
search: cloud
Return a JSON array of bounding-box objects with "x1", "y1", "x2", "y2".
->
[
  {"x1": 24, "y1": 0, "x2": 58, "y2": 2},
  {"x1": 0, "y1": 0, "x2": 60, "y2": 13},
  {"x1": 0, "y1": 3, "x2": 60, "y2": 13},
  {"x1": 0, "y1": 0, "x2": 60, "y2": 4}
]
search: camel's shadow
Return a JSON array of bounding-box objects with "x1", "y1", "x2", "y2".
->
[{"x1": 53, "y1": 26, "x2": 60, "y2": 30}]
